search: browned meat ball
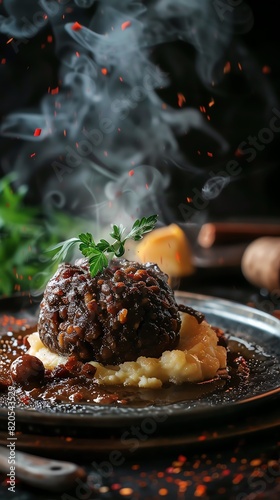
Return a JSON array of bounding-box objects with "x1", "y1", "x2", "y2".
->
[{"x1": 37, "y1": 259, "x2": 181, "y2": 365}]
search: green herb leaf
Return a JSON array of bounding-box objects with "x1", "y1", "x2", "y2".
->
[
  {"x1": 89, "y1": 250, "x2": 108, "y2": 277},
  {"x1": 110, "y1": 224, "x2": 125, "y2": 242},
  {"x1": 48, "y1": 237, "x2": 80, "y2": 262},
  {"x1": 50, "y1": 214, "x2": 158, "y2": 277},
  {"x1": 95, "y1": 239, "x2": 111, "y2": 252},
  {"x1": 126, "y1": 215, "x2": 158, "y2": 241}
]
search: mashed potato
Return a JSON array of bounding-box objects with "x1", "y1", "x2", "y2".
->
[{"x1": 27, "y1": 313, "x2": 227, "y2": 388}]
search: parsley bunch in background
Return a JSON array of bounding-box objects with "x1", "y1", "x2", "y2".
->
[{"x1": 0, "y1": 175, "x2": 87, "y2": 297}]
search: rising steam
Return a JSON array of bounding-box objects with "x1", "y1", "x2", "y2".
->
[{"x1": 0, "y1": 0, "x2": 232, "y2": 229}]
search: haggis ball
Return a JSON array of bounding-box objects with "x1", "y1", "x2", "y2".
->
[{"x1": 37, "y1": 259, "x2": 181, "y2": 365}]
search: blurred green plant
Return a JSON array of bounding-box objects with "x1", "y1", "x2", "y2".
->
[{"x1": 0, "y1": 174, "x2": 88, "y2": 297}]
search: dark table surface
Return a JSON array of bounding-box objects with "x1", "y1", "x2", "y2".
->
[{"x1": 0, "y1": 270, "x2": 279, "y2": 500}]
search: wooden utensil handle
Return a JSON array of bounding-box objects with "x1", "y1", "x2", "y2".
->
[{"x1": 198, "y1": 222, "x2": 280, "y2": 248}]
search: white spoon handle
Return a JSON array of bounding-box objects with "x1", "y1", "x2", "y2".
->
[{"x1": 0, "y1": 445, "x2": 86, "y2": 492}]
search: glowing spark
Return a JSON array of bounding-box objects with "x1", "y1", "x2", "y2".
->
[
  {"x1": 232, "y1": 473, "x2": 244, "y2": 485},
  {"x1": 262, "y1": 65, "x2": 271, "y2": 74},
  {"x1": 238, "y1": 62, "x2": 242, "y2": 70},
  {"x1": 129, "y1": 170, "x2": 134, "y2": 176},
  {"x1": 208, "y1": 98, "x2": 215, "y2": 107},
  {"x1": 175, "y1": 252, "x2": 181, "y2": 263},
  {"x1": 119, "y1": 487, "x2": 133, "y2": 496},
  {"x1": 224, "y1": 61, "x2": 231, "y2": 74},
  {"x1": 51, "y1": 86, "x2": 59, "y2": 95},
  {"x1": 194, "y1": 484, "x2": 207, "y2": 497},
  {"x1": 101, "y1": 68, "x2": 108, "y2": 75},
  {"x1": 207, "y1": 152, "x2": 213, "y2": 157},
  {"x1": 6, "y1": 38, "x2": 13, "y2": 44},
  {"x1": 33, "y1": 128, "x2": 42, "y2": 137},
  {"x1": 177, "y1": 93, "x2": 186, "y2": 107},
  {"x1": 121, "y1": 21, "x2": 131, "y2": 31},
  {"x1": 71, "y1": 22, "x2": 82, "y2": 31},
  {"x1": 47, "y1": 35, "x2": 53, "y2": 43},
  {"x1": 235, "y1": 148, "x2": 244, "y2": 157},
  {"x1": 199, "y1": 105, "x2": 206, "y2": 113}
]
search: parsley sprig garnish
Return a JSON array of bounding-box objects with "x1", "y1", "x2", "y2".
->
[{"x1": 50, "y1": 215, "x2": 158, "y2": 277}]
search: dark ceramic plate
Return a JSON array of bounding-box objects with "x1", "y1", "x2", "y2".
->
[{"x1": 0, "y1": 292, "x2": 279, "y2": 433}]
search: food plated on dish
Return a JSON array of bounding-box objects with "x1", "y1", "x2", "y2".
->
[{"x1": 0, "y1": 216, "x2": 274, "y2": 410}]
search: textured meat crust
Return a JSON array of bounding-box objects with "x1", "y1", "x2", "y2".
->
[{"x1": 38, "y1": 259, "x2": 181, "y2": 365}]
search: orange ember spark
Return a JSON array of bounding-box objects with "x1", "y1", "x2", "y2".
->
[
  {"x1": 232, "y1": 473, "x2": 244, "y2": 485},
  {"x1": 1, "y1": 315, "x2": 28, "y2": 328},
  {"x1": 224, "y1": 61, "x2": 231, "y2": 74},
  {"x1": 198, "y1": 434, "x2": 206, "y2": 441},
  {"x1": 208, "y1": 98, "x2": 215, "y2": 107},
  {"x1": 47, "y1": 35, "x2": 53, "y2": 43},
  {"x1": 33, "y1": 128, "x2": 42, "y2": 137},
  {"x1": 175, "y1": 252, "x2": 181, "y2": 263},
  {"x1": 101, "y1": 68, "x2": 108, "y2": 75},
  {"x1": 235, "y1": 148, "x2": 243, "y2": 157},
  {"x1": 51, "y1": 86, "x2": 59, "y2": 95},
  {"x1": 177, "y1": 93, "x2": 186, "y2": 107},
  {"x1": 71, "y1": 22, "x2": 82, "y2": 31},
  {"x1": 262, "y1": 65, "x2": 271, "y2": 74},
  {"x1": 207, "y1": 151, "x2": 213, "y2": 157},
  {"x1": 129, "y1": 170, "x2": 134, "y2": 176},
  {"x1": 238, "y1": 62, "x2": 242, "y2": 70},
  {"x1": 186, "y1": 197, "x2": 192, "y2": 203},
  {"x1": 194, "y1": 484, "x2": 207, "y2": 497},
  {"x1": 121, "y1": 21, "x2": 131, "y2": 31},
  {"x1": 6, "y1": 38, "x2": 13, "y2": 44}
]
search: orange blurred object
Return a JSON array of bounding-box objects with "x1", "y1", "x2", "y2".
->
[{"x1": 136, "y1": 224, "x2": 194, "y2": 278}]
